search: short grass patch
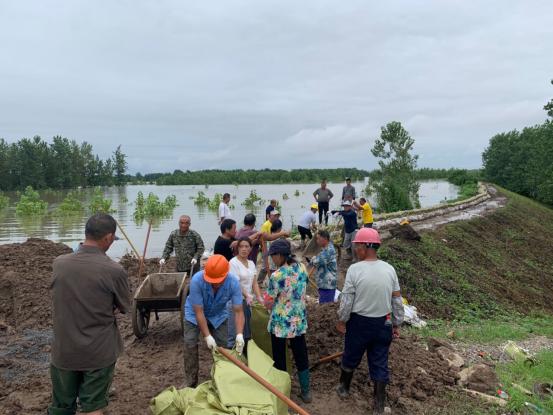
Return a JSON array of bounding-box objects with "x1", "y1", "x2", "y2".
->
[
  {"x1": 497, "y1": 350, "x2": 553, "y2": 413},
  {"x1": 409, "y1": 314, "x2": 553, "y2": 344}
]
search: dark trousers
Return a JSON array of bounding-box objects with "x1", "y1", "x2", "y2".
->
[
  {"x1": 342, "y1": 313, "x2": 393, "y2": 383},
  {"x1": 271, "y1": 334, "x2": 309, "y2": 372},
  {"x1": 297, "y1": 225, "x2": 312, "y2": 241},
  {"x1": 318, "y1": 201, "x2": 329, "y2": 225}
]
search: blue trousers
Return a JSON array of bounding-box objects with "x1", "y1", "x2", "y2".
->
[
  {"x1": 318, "y1": 288, "x2": 336, "y2": 303},
  {"x1": 342, "y1": 313, "x2": 393, "y2": 383}
]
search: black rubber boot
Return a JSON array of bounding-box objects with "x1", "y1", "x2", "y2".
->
[
  {"x1": 373, "y1": 381, "x2": 386, "y2": 414},
  {"x1": 336, "y1": 369, "x2": 354, "y2": 398}
]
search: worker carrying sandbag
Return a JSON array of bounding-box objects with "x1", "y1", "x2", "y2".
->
[
  {"x1": 335, "y1": 227, "x2": 405, "y2": 414},
  {"x1": 182, "y1": 254, "x2": 245, "y2": 387}
]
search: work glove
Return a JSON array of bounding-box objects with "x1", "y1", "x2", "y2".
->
[
  {"x1": 204, "y1": 335, "x2": 217, "y2": 350},
  {"x1": 190, "y1": 258, "x2": 198, "y2": 266},
  {"x1": 159, "y1": 258, "x2": 166, "y2": 266},
  {"x1": 235, "y1": 334, "x2": 245, "y2": 355}
]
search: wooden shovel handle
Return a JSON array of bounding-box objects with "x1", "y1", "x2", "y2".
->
[{"x1": 217, "y1": 347, "x2": 310, "y2": 415}]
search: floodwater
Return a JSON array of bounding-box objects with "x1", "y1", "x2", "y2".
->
[{"x1": 0, "y1": 180, "x2": 458, "y2": 259}]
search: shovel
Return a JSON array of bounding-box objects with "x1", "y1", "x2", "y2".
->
[{"x1": 309, "y1": 351, "x2": 344, "y2": 370}]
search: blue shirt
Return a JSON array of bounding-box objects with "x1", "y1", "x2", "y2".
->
[
  {"x1": 184, "y1": 270, "x2": 243, "y2": 328},
  {"x1": 338, "y1": 210, "x2": 358, "y2": 233}
]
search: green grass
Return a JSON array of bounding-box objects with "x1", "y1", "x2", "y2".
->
[
  {"x1": 448, "y1": 181, "x2": 479, "y2": 203},
  {"x1": 0, "y1": 192, "x2": 9, "y2": 210},
  {"x1": 430, "y1": 390, "x2": 503, "y2": 414},
  {"x1": 378, "y1": 186, "x2": 553, "y2": 322},
  {"x1": 408, "y1": 314, "x2": 553, "y2": 344},
  {"x1": 497, "y1": 350, "x2": 553, "y2": 413}
]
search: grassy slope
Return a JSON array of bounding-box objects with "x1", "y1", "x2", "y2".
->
[
  {"x1": 378, "y1": 188, "x2": 553, "y2": 413},
  {"x1": 379, "y1": 187, "x2": 553, "y2": 322}
]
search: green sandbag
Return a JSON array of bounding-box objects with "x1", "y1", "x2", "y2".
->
[
  {"x1": 250, "y1": 304, "x2": 273, "y2": 357},
  {"x1": 149, "y1": 340, "x2": 291, "y2": 415},
  {"x1": 149, "y1": 386, "x2": 188, "y2": 415},
  {"x1": 250, "y1": 304, "x2": 293, "y2": 374}
]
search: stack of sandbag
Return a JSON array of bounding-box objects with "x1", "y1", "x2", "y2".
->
[{"x1": 150, "y1": 341, "x2": 291, "y2": 415}]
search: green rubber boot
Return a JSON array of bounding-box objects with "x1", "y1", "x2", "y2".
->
[{"x1": 298, "y1": 369, "x2": 312, "y2": 403}]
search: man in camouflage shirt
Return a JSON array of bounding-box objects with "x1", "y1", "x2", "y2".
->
[{"x1": 160, "y1": 215, "x2": 205, "y2": 274}]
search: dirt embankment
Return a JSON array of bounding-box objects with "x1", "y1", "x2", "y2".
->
[{"x1": 1, "y1": 241, "x2": 469, "y2": 415}]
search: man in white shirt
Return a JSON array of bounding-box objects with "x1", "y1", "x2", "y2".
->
[
  {"x1": 297, "y1": 204, "x2": 318, "y2": 247},
  {"x1": 335, "y1": 228, "x2": 404, "y2": 414},
  {"x1": 218, "y1": 193, "x2": 232, "y2": 224}
]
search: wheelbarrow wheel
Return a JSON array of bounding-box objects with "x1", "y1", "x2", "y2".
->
[{"x1": 132, "y1": 299, "x2": 150, "y2": 338}]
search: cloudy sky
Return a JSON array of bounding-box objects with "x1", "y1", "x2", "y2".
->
[{"x1": 1, "y1": 1, "x2": 552, "y2": 173}]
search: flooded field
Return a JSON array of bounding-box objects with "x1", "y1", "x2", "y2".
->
[{"x1": 0, "y1": 180, "x2": 458, "y2": 258}]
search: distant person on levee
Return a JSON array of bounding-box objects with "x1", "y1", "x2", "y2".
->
[
  {"x1": 265, "y1": 199, "x2": 277, "y2": 220},
  {"x1": 342, "y1": 177, "x2": 356, "y2": 202},
  {"x1": 313, "y1": 179, "x2": 334, "y2": 225},
  {"x1": 160, "y1": 215, "x2": 205, "y2": 275},
  {"x1": 353, "y1": 197, "x2": 374, "y2": 228},
  {"x1": 49, "y1": 214, "x2": 130, "y2": 415},
  {"x1": 218, "y1": 193, "x2": 233, "y2": 224}
]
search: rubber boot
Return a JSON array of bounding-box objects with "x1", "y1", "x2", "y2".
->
[
  {"x1": 373, "y1": 381, "x2": 387, "y2": 415},
  {"x1": 183, "y1": 345, "x2": 199, "y2": 388},
  {"x1": 297, "y1": 369, "x2": 312, "y2": 403},
  {"x1": 336, "y1": 368, "x2": 354, "y2": 398}
]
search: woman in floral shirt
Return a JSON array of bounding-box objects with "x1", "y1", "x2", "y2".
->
[{"x1": 265, "y1": 239, "x2": 311, "y2": 403}]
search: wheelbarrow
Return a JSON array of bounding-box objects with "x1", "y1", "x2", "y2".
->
[{"x1": 131, "y1": 269, "x2": 189, "y2": 338}]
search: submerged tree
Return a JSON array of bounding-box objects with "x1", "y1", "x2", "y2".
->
[
  {"x1": 366, "y1": 121, "x2": 420, "y2": 212},
  {"x1": 544, "y1": 79, "x2": 553, "y2": 118}
]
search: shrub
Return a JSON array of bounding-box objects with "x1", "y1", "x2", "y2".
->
[
  {"x1": 15, "y1": 186, "x2": 48, "y2": 215},
  {"x1": 54, "y1": 191, "x2": 84, "y2": 216},
  {"x1": 133, "y1": 192, "x2": 178, "y2": 223},
  {"x1": 88, "y1": 188, "x2": 115, "y2": 214},
  {"x1": 241, "y1": 190, "x2": 264, "y2": 208}
]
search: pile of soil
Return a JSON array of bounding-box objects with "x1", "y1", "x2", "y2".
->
[
  {"x1": 0, "y1": 238, "x2": 71, "y2": 332},
  {"x1": 306, "y1": 303, "x2": 459, "y2": 413},
  {"x1": 1, "y1": 239, "x2": 468, "y2": 415}
]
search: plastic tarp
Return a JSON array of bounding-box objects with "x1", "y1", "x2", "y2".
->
[
  {"x1": 249, "y1": 303, "x2": 292, "y2": 373},
  {"x1": 150, "y1": 341, "x2": 291, "y2": 415}
]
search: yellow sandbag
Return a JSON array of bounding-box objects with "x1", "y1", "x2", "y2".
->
[{"x1": 149, "y1": 340, "x2": 291, "y2": 415}]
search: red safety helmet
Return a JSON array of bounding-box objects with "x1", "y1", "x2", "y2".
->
[{"x1": 352, "y1": 227, "x2": 381, "y2": 245}]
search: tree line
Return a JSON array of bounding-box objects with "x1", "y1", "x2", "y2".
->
[
  {"x1": 482, "y1": 81, "x2": 553, "y2": 206},
  {"x1": 0, "y1": 136, "x2": 128, "y2": 190},
  {"x1": 153, "y1": 168, "x2": 370, "y2": 185}
]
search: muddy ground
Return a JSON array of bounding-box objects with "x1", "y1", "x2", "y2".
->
[{"x1": 1, "y1": 239, "x2": 490, "y2": 415}]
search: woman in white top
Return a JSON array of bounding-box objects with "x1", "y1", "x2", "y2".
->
[{"x1": 227, "y1": 237, "x2": 263, "y2": 349}]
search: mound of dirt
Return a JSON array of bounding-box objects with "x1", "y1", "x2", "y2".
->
[
  {"x1": 1, "y1": 239, "x2": 467, "y2": 415},
  {"x1": 306, "y1": 303, "x2": 459, "y2": 413},
  {"x1": 0, "y1": 238, "x2": 71, "y2": 332}
]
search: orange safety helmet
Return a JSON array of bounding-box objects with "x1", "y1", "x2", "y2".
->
[
  {"x1": 203, "y1": 254, "x2": 230, "y2": 284},
  {"x1": 352, "y1": 227, "x2": 381, "y2": 245}
]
